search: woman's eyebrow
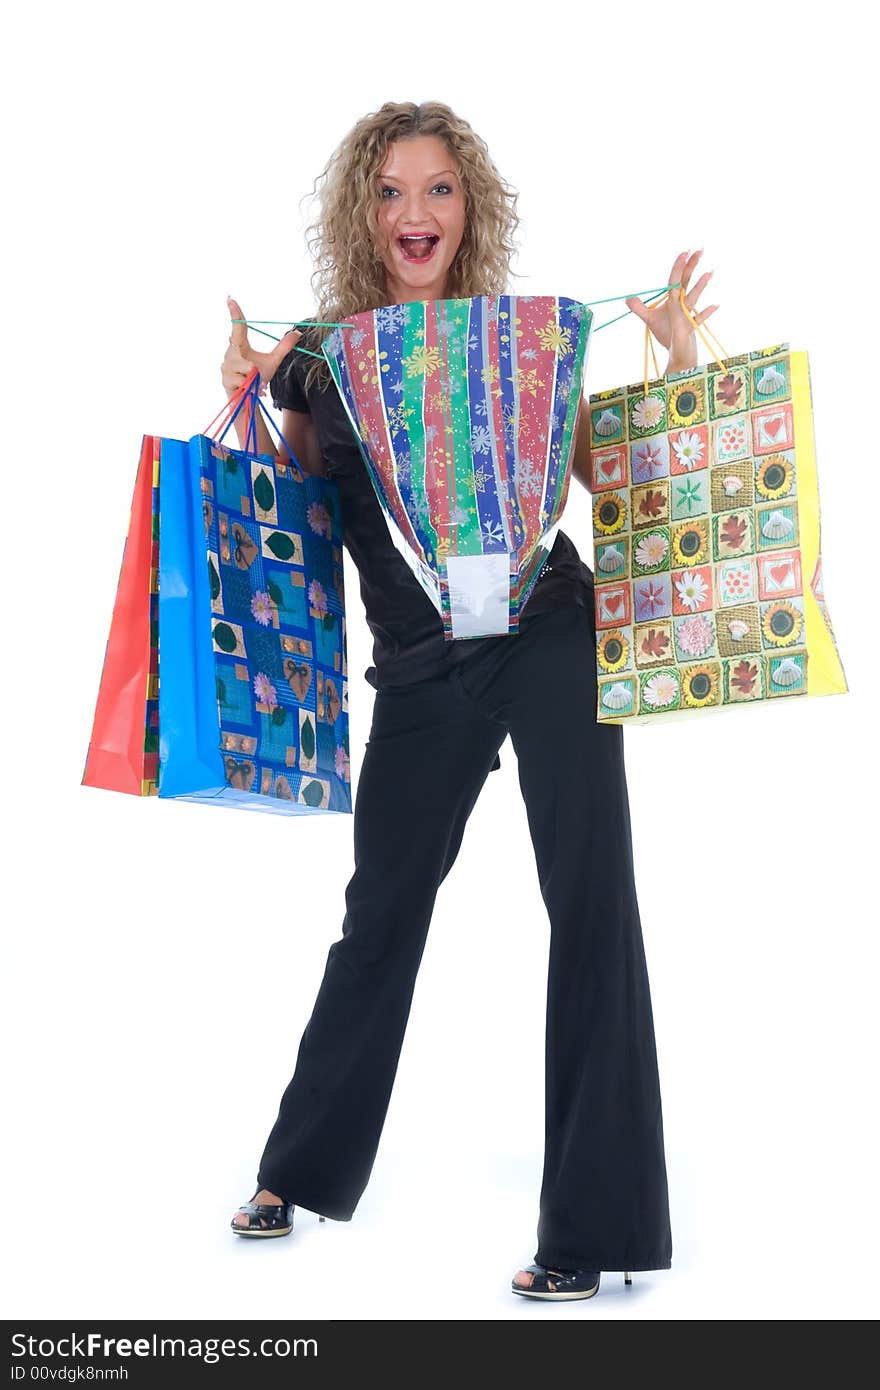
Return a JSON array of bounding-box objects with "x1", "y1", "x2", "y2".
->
[{"x1": 380, "y1": 169, "x2": 458, "y2": 182}]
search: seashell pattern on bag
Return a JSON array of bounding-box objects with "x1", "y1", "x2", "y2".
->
[{"x1": 589, "y1": 344, "x2": 847, "y2": 722}]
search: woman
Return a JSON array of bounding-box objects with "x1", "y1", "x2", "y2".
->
[{"x1": 221, "y1": 100, "x2": 717, "y2": 1301}]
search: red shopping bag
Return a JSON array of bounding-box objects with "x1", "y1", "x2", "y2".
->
[{"x1": 81, "y1": 435, "x2": 160, "y2": 795}]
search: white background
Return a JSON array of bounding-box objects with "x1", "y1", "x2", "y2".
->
[{"x1": 4, "y1": 0, "x2": 877, "y2": 1322}]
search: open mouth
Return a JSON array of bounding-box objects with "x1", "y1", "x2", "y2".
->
[{"x1": 397, "y1": 233, "x2": 439, "y2": 263}]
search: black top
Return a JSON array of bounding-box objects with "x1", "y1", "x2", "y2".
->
[{"x1": 269, "y1": 323, "x2": 595, "y2": 690}]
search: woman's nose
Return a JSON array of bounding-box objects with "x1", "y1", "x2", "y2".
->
[{"x1": 403, "y1": 194, "x2": 430, "y2": 223}]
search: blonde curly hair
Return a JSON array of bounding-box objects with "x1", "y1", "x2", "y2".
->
[{"x1": 295, "y1": 99, "x2": 521, "y2": 393}]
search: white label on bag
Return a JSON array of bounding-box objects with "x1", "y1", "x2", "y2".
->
[{"x1": 446, "y1": 553, "x2": 511, "y2": 638}]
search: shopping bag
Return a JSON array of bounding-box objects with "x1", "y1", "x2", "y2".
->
[
  {"x1": 588, "y1": 295, "x2": 848, "y2": 724},
  {"x1": 81, "y1": 435, "x2": 161, "y2": 795},
  {"x1": 321, "y1": 294, "x2": 593, "y2": 638},
  {"x1": 83, "y1": 373, "x2": 352, "y2": 814}
]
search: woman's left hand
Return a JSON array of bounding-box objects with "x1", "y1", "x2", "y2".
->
[{"x1": 624, "y1": 249, "x2": 719, "y2": 373}]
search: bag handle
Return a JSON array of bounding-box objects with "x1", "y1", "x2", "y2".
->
[
  {"x1": 203, "y1": 368, "x2": 256, "y2": 437},
  {"x1": 205, "y1": 370, "x2": 264, "y2": 456},
  {"x1": 202, "y1": 369, "x2": 307, "y2": 482},
  {"x1": 640, "y1": 283, "x2": 734, "y2": 399}
]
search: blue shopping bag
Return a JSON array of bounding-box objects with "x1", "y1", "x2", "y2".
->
[{"x1": 157, "y1": 374, "x2": 352, "y2": 815}]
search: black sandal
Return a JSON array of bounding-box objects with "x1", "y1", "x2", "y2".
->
[
  {"x1": 231, "y1": 1193, "x2": 296, "y2": 1239},
  {"x1": 511, "y1": 1264, "x2": 633, "y2": 1300}
]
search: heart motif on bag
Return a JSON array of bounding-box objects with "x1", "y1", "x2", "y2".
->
[
  {"x1": 603, "y1": 595, "x2": 623, "y2": 617},
  {"x1": 283, "y1": 658, "x2": 312, "y2": 702},
  {"x1": 231, "y1": 522, "x2": 258, "y2": 570},
  {"x1": 770, "y1": 562, "x2": 792, "y2": 586},
  {"x1": 762, "y1": 416, "x2": 785, "y2": 441},
  {"x1": 224, "y1": 757, "x2": 256, "y2": 791}
]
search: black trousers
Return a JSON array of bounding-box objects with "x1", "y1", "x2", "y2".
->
[{"x1": 257, "y1": 603, "x2": 672, "y2": 1272}]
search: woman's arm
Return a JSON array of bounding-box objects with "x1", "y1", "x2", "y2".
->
[
  {"x1": 570, "y1": 396, "x2": 592, "y2": 494},
  {"x1": 225, "y1": 404, "x2": 326, "y2": 477},
  {"x1": 279, "y1": 410, "x2": 325, "y2": 475}
]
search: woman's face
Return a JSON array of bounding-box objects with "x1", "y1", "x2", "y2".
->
[{"x1": 374, "y1": 135, "x2": 466, "y2": 305}]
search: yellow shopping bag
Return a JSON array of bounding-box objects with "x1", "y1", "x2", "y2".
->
[{"x1": 588, "y1": 289, "x2": 848, "y2": 724}]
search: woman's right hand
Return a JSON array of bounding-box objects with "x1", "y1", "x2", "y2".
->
[{"x1": 221, "y1": 296, "x2": 303, "y2": 399}]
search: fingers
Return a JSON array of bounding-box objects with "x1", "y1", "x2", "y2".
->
[
  {"x1": 266, "y1": 326, "x2": 304, "y2": 376},
  {"x1": 684, "y1": 269, "x2": 713, "y2": 310},
  {"x1": 624, "y1": 295, "x2": 652, "y2": 326},
  {"x1": 226, "y1": 346, "x2": 252, "y2": 369},
  {"x1": 227, "y1": 295, "x2": 249, "y2": 350},
  {"x1": 694, "y1": 305, "x2": 719, "y2": 324},
  {"x1": 220, "y1": 342, "x2": 255, "y2": 386},
  {"x1": 276, "y1": 326, "x2": 303, "y2": 355},
  {"x1": 675, "y1": 247, "x2": 704, "y2": 294},
  {"x1": 669, "y1": 249, "x2": 690, "y2": 287},
  {"x1": 221, "y1": 366, "x2": 256, "y2": 398}
]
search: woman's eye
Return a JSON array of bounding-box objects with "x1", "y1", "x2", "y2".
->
[{"x1": 380, "y1": 184, "x2": 453, "y2": 197}]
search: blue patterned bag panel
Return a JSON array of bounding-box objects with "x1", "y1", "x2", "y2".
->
[{"x1": 159, "y1": 434, "x2": 352, "y2": 815}]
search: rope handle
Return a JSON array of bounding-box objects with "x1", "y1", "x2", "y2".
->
[
  {"x1": 229, "y1": 281, "x2": 734, "y2": 402},
  {"x1": 202, "y1": 368, "x2": 306, "y2": 481},
  {"x1": 640, "y1": 283, "x2": 732, "y2": 398},
  {"x1": 229, "y1": 319, "x2": 353, "y2": 361},
  {"x1": 202, "y1": 369, "x2": 258, "y2": 437}
]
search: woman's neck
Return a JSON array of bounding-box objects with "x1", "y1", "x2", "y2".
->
[{"x1": 382, "y1": 277, "x2": 450, "y2": 307}]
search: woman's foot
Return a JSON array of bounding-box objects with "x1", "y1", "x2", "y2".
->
[
  {"x1": 232, "y1": 1189, "x2": 283, "y2": 1229},
  {"x1": 231, "y1": 1189, "x2": 294, "y2": 1237},
  {"x1": 511, "y1": 1264, "x2": 601, "y2": 1300}
]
